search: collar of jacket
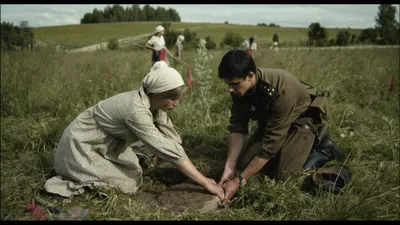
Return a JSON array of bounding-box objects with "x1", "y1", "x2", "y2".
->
[{"x1": 243, "y1": 68, "x2": 263, "y2": 97}]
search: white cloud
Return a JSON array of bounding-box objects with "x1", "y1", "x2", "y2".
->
[{"x1": 1, "y1": 4, "x2": 399, "y2": 28}]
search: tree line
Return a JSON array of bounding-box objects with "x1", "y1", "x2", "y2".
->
[
  {"x1": 307, "y1": 4, "x2": 399, "y2": 46},
  {"x1": 80, "y1": 4, "x2": 181, "y2": 24},
  {"x1": 1, "y1": 21, "x2": 35, "y2": 51}
]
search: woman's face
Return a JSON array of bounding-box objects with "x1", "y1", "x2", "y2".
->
[{"x1": 151, "y1": 97, "x2": 180, "y2": 111}]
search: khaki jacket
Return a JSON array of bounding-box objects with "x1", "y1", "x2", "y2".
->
[{"x1": 228, "y1": 68, "x2": 311, "y2": 160}]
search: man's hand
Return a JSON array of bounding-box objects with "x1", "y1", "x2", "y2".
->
[
  {"x1": 221, "y1": 177, "x2": 240, "y2": 205},
  {"x1": 218, "y1": 167, "x2": 235, "y2": 185}
]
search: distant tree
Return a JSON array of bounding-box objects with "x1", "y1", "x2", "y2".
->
[
  {"x1": 80, "y1": 4, "x2": 181, "y2": 24},
  {"x1": 224, "y1": 21, "x2": 229, "y2": 24},
  {"x1": 257, "y1": 23, "x2": 267, "y2": 26},
  {"x1": 268, "y1": 23, "x2": 280, "y2": 27},
  {"x1": 328, "y1": 38, "x2": 336, "y2": 46},
  {"x1": 375, "y1": 4, "x2": 399, "y2": 45},
  {"x1": 166, "y1": 8, "x2": 181, "y2": 22},
  {"x1": 272, "y1": 33, "x2": 279, "y2": 43},
  {"x1": 143, "y1": 4, "x2": 156, "y2": 21},
  {"x1": 358, "y1": 28, "x2": 379, "y2": 44},
  {"x1": 1, "y1": 21, "x2": 34, "y2": 51},
  {"x1": 19, "y1": 21, "x2": 29, "y2": 28},
  {"x1": 350, "y1": 34, "x2": 357, "y2": 44},
  {"x1": 91, "y1": 8, "x2": 103, "y2": 23},
  {"x1": 307, "y1": 22, "x2": 328, "y2": 46},
  {"x1": 336, "y1": 30, "x2": 351, "y2": 46},
  {"x1": 155, "y1": 6, "x2": 166, "y2": 21}
]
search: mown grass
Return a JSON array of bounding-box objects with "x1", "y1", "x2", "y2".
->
[
  {"x1": 1, "y1": 45, "x2": 399, "y2": 220},
  {"x1": 32, "y1": 21, "x2": 362, "y2": 49}
]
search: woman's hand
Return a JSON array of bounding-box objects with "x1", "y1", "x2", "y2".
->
[{"x1": 204, "y1": 182, "x2": 225, "y2": 202}]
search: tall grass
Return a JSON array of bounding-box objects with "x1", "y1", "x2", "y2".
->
[{"x1": 1, "y1": 45, "x2": 398, "y2": 220}]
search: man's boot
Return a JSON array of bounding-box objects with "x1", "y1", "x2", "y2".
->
[
  {"x1": 303, "y1": 136, "x2": 345, "y2": 170},
  {"x1": 320, "y1": 137, "x2": 345, "y2": 159}
]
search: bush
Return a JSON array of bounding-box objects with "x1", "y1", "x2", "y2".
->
[
  {"x1": 205, "y1": 36, "x2": 217, "y2": 50},
  {"x1": 219, "y1": 41, "x2": 226, "y2": 49},
  {"x1": 336, "y1": 30, "x2": 351, "y2": 46},
  {"x1": 350, "y1": 34, "x2": 357, "y2": 44},
  {"x1": 358, "y1": 28, "x2": 378, "y2": 44},
  {"x1": 107, "y1": 38, "x2": 119, "y2": 50},
  {"x1": 328, "y1": 38, "x2": 336, "y2": 46},
  {"x1": 222, "y1": 31, "x2": 244, "y2": 48},
  {"x1": 164, "y1": 30, "x2": 182, "y2": 48},
  {"x1": 183, "y1": 28, "x2": 197, "y2": 43}
]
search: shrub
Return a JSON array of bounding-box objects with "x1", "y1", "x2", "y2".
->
[{"x1": 107, "y1": 38, "x2": 119, "y2": 50}]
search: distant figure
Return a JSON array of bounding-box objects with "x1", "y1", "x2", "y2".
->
[
  {"x1": 270, "y1": 42, "x2": 280, "y2": 52},
  {"x1": 241, "y1": 35, "x2": 257, "y2": 57},
  {"x1": 145, "y1": 25, "x2": 174, "y2": 66},
  {"x1": 175, "y1": 35, "x2": 185, "y2": 60}
]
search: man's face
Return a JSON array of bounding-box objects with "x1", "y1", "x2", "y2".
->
[{"x1": 224, "y1": 72, "x2": 256, "y2": 97}]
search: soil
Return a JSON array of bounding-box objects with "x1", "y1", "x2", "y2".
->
[
  {"x1": 147, "y1": 167, "x2": 188, "y2": 187},
  {"x1": 136, "y1": 190, "x2": 160, "y2": 206},
  {"x1": 157, "y1": 183, "x2": 221, "y2": 213}
]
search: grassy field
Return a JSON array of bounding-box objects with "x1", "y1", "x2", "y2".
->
[
  {"x1": 1, "y1": 45, "x2": 399, "y2": 220},
  {"x1": 32, "y1": 21, "x2": 362, "y2": 48}
]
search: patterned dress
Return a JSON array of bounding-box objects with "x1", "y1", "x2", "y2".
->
[{"x1": 44, "y1": 88, "x2": 186, "y2": 197}]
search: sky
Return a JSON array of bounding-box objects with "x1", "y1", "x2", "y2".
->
[{"x1": 1, "y1": 4, "x2": 399, "y2": 29}]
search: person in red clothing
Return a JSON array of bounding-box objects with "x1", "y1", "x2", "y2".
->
[{"x1": 145, "y1": 25, "x2": 174, "y2": 66}]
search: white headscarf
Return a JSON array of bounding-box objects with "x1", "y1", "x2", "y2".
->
[
  {"x1": 142, "y1": 67, "x2": 185, "y2": 94},
  {"x1": 177, "y1": 35, "x2": 184, "y2": 42},
  {"x1": 154, "y1": 25, "x2": 165, "y2": 34},
  {"x1": 150, "y1": 61, "x2": 169, "y2": 72}
]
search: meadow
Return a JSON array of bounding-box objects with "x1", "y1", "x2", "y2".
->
[
  {"x1": 32, "y1": 21, "x2": 362, "y2": 48},
  {"x1": 1, "y1": 36, "x2": 399, "y2": 220}
]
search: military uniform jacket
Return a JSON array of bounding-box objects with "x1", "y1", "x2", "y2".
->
[{"x1": 228, "y1": 68, "x2": 311, "y2": 160}]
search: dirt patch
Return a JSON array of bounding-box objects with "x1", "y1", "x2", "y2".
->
[
  {"x1": 158, "y1": 183, "x2": 221, "y2": 213},
  {"x1": 147, "y1": 167, "x2": 188, "y2": 187},
  {"x1": 136, "y1": 190, "x2": 160, "y2": 206}
]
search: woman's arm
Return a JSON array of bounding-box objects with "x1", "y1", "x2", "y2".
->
[
  {"x1": 176, "y1": 153, "x2": 225, "y2": 201},
  {"x1": 126, "y1": 110, "x2": 224, "y2": 200}
]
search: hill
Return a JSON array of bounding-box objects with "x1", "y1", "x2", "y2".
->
[{"x1": 32, "y1": 21, "x2": 362, "y2": 48}]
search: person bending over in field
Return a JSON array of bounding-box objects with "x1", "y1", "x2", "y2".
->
[
  {"x1": 44, "y1": 67, "x2": 224, "y2": 201},
  {"x1": 217, "y1": 50, "x2": 344, "y2": 205}
]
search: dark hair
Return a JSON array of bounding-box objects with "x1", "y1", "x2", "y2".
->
[
  {"x1": 144, "y1": 85, "x2": 187, "y2": 100},
  {"x1": 249, "y1": 37, "x2": 255, "y2": 47},
  {"x1": 218, "y1": 50, "x2": 257, "y2": 80}
]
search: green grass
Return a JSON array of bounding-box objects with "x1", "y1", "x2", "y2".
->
[
  {"x1": 1, "y1": 46, "x2": 399, "y2": 220},
  {"x1": 32, "y1": 21, "x2": 363, "y2": 48}
]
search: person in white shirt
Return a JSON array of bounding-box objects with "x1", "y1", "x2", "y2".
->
[
  {"x1": 241, "y1": 35, "x2": 257, "y2": 57},
  {"x1": 145, "y1": 25, "x2": 174, "y2": 66},
  {"x1": 175, "y1": 35, "x2": 185, "y2": 60}
]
